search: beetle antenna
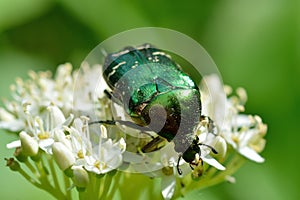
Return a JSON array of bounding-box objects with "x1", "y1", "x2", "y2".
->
[{"x1": 198, "y1": 143, "x2": 218, "y2": 154}]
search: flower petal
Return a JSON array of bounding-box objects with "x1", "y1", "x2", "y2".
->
[
  {"x1": 39, "y1": 138, "x2": 55, "y2": 154},
  {"x1": 52, "y1": 142, "x2": 75, "y2": 170},
  {"x1": 161, "y1": 175, "x2": 176, "y2": 200},
  {"x1": 6, "y1": 140, "x2": 21, "y2": 149},
  {"x1": 239, "y1": 146, "x2": 265, "y2": 163},
  {"x1": 202, "y1": 154, "x2": 226, "y2": 170},
  {"x1": 47, "y1": 105, "x2": 66, "y2": 128},
  {"x1": 0, "y1": 120, "x2": 24, "y2": 132},
  {"x1": 200, "y1": 74, "x2": 226, "y2": 128}
]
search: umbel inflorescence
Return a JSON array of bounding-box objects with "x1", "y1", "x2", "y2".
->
[{"x1": 0, "y1": 63, "x2": 267, "y2": 199}]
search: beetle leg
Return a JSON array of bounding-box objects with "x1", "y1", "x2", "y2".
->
[
  {"x1": 177, "y1": 153, "x2": 183, "y2": 175},
  {"x1": 198, "y1": 148, "x2": 202, "y2": 157},
  {"x1": 115, "y1": 120, "x2": 152, "y2": 132},
  {"x1": 89, "y1": 119, "x2": 152, "y2": 132},
  {"x1": 140, "y1": 131, "x2": 155, "y2": 139},
  {"x1": 104, "y1": 89, "x2": 112, "y2": 99},
  {"x1": 190, "y1": 158, "x2": 203, "y2": 169},
  {"x1": 189, "y1": 163, "x2": 195, "y2": 170},
  {"x1": 89, "y1": 120, "x2": 116, "y2": 125},
  {"x1": 141, "y1": 136, "x2": 166, "y2": 153}
]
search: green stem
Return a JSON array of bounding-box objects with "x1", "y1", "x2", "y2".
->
[
  {"x1": 42, "y1": 182, "x2": 66, "y2": 199},
  {"x1": 99, "y1": 173, "x2": 114, "y2": 199},
  {"x1": 24, "y1": 160, "x2": 38, "y2": 176},
  {"x1": 204, "y1": 154, "x2": 245, "y2": 188},
  {"x1": 181, "y1": 153, "x2": 245, "y2": 194},
  {"x1": 19, "y1": 166, "x2": 66, "y2": 199},
  {"x1": 36, "y1": 158, "x2": 47, "y2": 177},
  {"x1": 18, "y1": 167, "x2": 41, "y2": 187},
  {"x1": 79, "y1": 190, "x2": 85, "y2": 200},
  {"x1": 95, "y1": 175, "x2": 103, "y2": 199},
  {"x1": 84, "y1": 172, "x2": 99, "y2": 199},
  {"x1": 106, "y1": 172, "x2": 120, "y2": 200},
  {"x1": 63, "y1": 174, "x2": 72, "y2": 199},
  {"x1": 48, "y1": 158, "x2": 62, "y2": 194},
  {"x1": 35, "y1": 156, "x2": 66, "y2": 199},
  {"x1": 203, "y1": 149, "x2": 233, "y2": 180},
  {"x1": 92, "y1": 174, "x2": 98, "y2": 199}
]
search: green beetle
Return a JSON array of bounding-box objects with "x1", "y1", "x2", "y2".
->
[{"x1": 97, "y1": 44, "x2": 217, "y2": 174}]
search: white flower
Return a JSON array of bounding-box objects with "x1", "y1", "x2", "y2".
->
[
  {"x1": 67, "y1": 117, "x2": 126, "y2": 174},
  {"x1": 223, "y1": 114, "x2": 267, "y2": 162},
  {"x1": 0, "y1": 107, "x2": 24, "y2": 132},
  {"x1": 84, "y1": 138, "x2": 126, "y2": 174},
  {"x1": 133, "y1": 143, "x2": 179, "y2": 200},
  {"x1": 0, "y1": 64, "x2": 75, "y2": 133},
  {"x1": 72, "y1": 166, "x2": 89, "y2": 188},
  {"x1": 19, "y1": 131, "x2": 39, "y2": 156},
  {"x1": 158, "y1": 144, "x2": 186, "y2": 200},
  {"x1": 200, "y1": 74, "x2": 267, "y2": 162},
  {"x1": 190, "y1": 117, "x2": 226, "y2": 171},
  {"x1": 52, "y1": 142, "x2": 76, "y2": 171},
  {"x1": 6, "y1": 105, "x2": 73, "y2": 154},
  {"x1": 0, "y1": 62, "x2": 268, "y2": 199},
  {"x1": 67, "y1": 117, "x2": 92, "y2": 162},
  {"x1": 161, "y1": 171, "x2": 176, "y2": 200},
  {"x1": 73, "y1": 62, "x2": 111, "y2": 119}
]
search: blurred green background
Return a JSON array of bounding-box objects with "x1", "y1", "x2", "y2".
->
[{"x1": 0, "y1": 0, "x2": 299, "y2": 199}]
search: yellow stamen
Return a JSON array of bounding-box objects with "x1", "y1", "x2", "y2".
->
[
  {"x1": 38, "y1": 131, "x2": 50, "y2": 139},
  {"x1": 77, "y1": 150, "x2": 84, "y2": 159}
]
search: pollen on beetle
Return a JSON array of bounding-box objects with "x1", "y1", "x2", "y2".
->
[{"x1": 181, "y1": 90, "x2": 191, "y2": 97}]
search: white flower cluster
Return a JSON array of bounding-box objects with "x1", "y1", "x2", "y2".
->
[
  {"x1": 0, "y1": 64, "x2": 74, "y2": 133},
  {"x1": 1, "y1": 64, "x2": 126, "y2": 180},
  {"x1": 201, "y1": 75, "x2": 267, "y2": 163},
  {"x1": 0, "y1": 64, "x2": 267, "y2": 200}
]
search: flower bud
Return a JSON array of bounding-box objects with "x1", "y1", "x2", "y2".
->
[
  {"x1": 47, "y1": 105, "x2": 66, "y2": 127},
  {"x1": 53, "y1": 129, "x2": 72, "y2": 149},
  {"x1": 0, "y1": 107, "x2": 15, "y2": 121},
  {"x1": 213, "y1": 136, "x2": 227, "y2": 159},
  {"x1": 72, "y1": 166, "x2": 89, "y2": 188},
  {"x1": 52, "y1": 142, "x2": 75, "y2": 171},
  {"x1": 14, "y1": 147, "x2": 27, "y2": 162},
  {"x1": 19, "y1": 131, "x2": 39, "y2": 157},
  {"x1": 5, "y1": 158, "x2": 20, "y2": 171}
]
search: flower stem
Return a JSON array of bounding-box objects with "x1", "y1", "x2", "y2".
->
[
  {"x1": 81, "y1": 172, "x2": 100, "y2": 200},
  {"x1": 181, "y1": 153, "x2": 245, "y2": 195},
  {"x1": 34, "y1": 156, "x2": 66, "y2": 199},
  {"x1": 24, "y1": 160, "x2": 38, "y2": 176},
  {"x1": 63, "y1": 173, "x2": 72, "y2": 199},
  {"x1": 95, "y1": 175, "x2": 107, "y2": 199},
  {"x1": 18, "y1": 167, "x2": 41, "y2": 187},
  {"x1": 19, "y1": 165, "x2": 66, "y2": 199},
  {"x1": 205, "y1": 154, "x2": 246, "y2": 188},
  {"x1": 47, "y1": 157, "x2": 62, "y2": 194},
  {"x1": 106, "y1": 172, "x2": 121, "y2": 200},
  {"x1": 99, "y1": 173, "x2": 114, "y2": 199}
]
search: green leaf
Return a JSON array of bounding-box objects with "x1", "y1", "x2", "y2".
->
[
  {"x1": 58, "y1": 0, "x2": 151, "y2": 37},
  {"x1": 0, "y1": 0, "x2": 53, "y2": 32}
]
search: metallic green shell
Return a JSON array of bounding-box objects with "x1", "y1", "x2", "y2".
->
[{"x1": 103, "y1": 44, "x2": 201, "y2": 147}]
